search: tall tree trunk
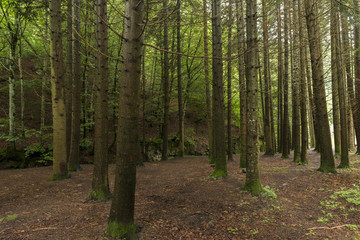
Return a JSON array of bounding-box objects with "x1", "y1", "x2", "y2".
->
[
  {"x1": 18, "y1": 22, "x2": 26, "y2": 149},
  {"x1": 277, "y1": 3, "x2": 283, "y2": 153},
  {"x1": 8, "y1": 40, "x2": 16, "y2": 151},
  {"x1": 162, "y1": 0, "x2": 170, "y2": 161},
  {"x1": 209, "y1": 0, "x2": 227, "y2": 179},
  {"x1": 65, "y1": 0, "x2": 73, "y2": 162},
  {"x1": 203, "y1": 0, "x2": 213, "y2": 162},
  {"x1": 227, "y1": 0, "x2": 233, "y2": 161},
  {"x1": 282, "y1": 0, "x2": 290, "y2": 158},
  {"x1": 107, "y1": 0, "x2": 144, "y2": 237},
  {"x1": 262, "y1": 0, "x2": 274, "y2": 156},
  {"x1": 177, "y1": 0, "x2": 184, "y2": 157},
  {"x1": 49, "y1": 0, "x2": 69, "y2": 180},
  {"x1": 236, "y1": 0, "x2": 246, "y2": 168},
  {"x1": 332, "y1": 1, "x2": 349, "y2": 168},
  {"x1": 298, "y1": 0, "x2": 308, "y2": 164},
  {"x1": 243, "y1": 0, "x2": 262, "y2": 195},
  {"x1": 68, "y1": 0, "x2": 82, "y2": 171},
  {"x1": 330, "y1": 0, "x2": 341, "y2": 158},
  {"x1": 343, "y1": 7, "x2": 360, "y2": 153},
  {"x1": 304, "y1": 0, "x2": 336, "y2": 172},
  {"x1": 40, "y1": 10, "x2": 49, "y2": 148},
  {"x1": 89, "y1": 0, "x2": 110, "y2": 199},
  {"x1": 292, "y1": 0, "x2": 301, "y2": 162}
]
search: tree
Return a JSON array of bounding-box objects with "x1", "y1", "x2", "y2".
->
[
  {"x1": 68, "y1": 0, "x2": 82, "y2": 171},
  {"x1": 298, "y1": 0, "x2": 308, "y2": 164},
  {"x1": 89, "y1": 0, "x2": 111, "y2": 199},
  {"x1": 304, "y1": 0, "x2": 336, "y2": 172},
  {"x1": 177, "y1": 0, "x2": 184, "y2": 157},
  {"x1": 353, "y1": 0, "x2": 360, "y2": 155},
  {"x1": 49, "y1": 0, "x2": 69, "y2": 180},
  {"x1": 262, "y1": 0, "x2": 274, "y2": 156},
  {"x1": 161, "y1": 0, "x2": 170, "y2": 161},
  {"x1": 277, "y1": 2, "x2": 283, "y2": 153},
  {"x1": 106, "y1": 0, "x2": 144, "y2": 237},
  {"x1": 282, "y1": 0, "x2": 290, "y2": 158},
  {"x1": 236, "y1": 0, "x2": 246, "y2": 168},
  {"x1": 227, "y1": 0, "x2": 234, "y2": 161},
  {"x1": 203, "y1": 0, "x2": 213, "y2": 162},
  {"x1": 243, "y1": 0, "x2": 262, "y2": 195},
  {"x1": 209, "y1": 0, "x2": 227, "y2": 179}
]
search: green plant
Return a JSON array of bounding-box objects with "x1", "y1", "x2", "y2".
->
[
  {"x1": 331, "y1": 185, "x2": 360, "y2": 205},
  {"x1": 317, "y1": 217, "x2": 331, "y2": 223},
  {"x1": 262, "y1": 185, "x2": 277, "y2": 199},
  {"x1": 0, "y1": 214, "x2": 18, "y2": 223},
  {"x1": 227, "y1": 227, "x2": 239, "y2": 235}
]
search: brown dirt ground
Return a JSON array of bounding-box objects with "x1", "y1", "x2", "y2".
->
[{"x1": 1, "y1": 150, "x2": 360, "y2": 240}]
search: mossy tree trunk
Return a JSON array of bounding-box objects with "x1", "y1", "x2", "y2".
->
[
  {"x1": 107, "y1": 0, "x2": 144, "y2": 238},
  {"x1": 209, "y1": 0, "x2": 227, "y2": 179},
  {"x1": 90, "y1": 0, "x2": 110, "y2": 199},
  {"x1": 304, "y1": 0, "x2": 336, "y2": 172},
  {"x1": 49, "y1": 0, "x2": 69, "y2": 180},
  {"x1": 243, "y1": 0, "x2": 262, "y2": 195}
]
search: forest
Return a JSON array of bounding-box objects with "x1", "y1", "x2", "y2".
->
[{"x1": 1, "y1": 0, "x2": 360, "y2": 239}]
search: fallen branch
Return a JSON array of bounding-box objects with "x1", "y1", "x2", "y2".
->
[{"x1": 307, "y1": 224, "x2": 349, "y2": 230}]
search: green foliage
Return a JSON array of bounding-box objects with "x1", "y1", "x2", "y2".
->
[
  {"x1": 331, "y1": 184, "x2": 360, "y2": 205},
  {"x1": 262, "y1": 185, "x2": 277, "y2": 199},
  {"x1": 317, "y1": 217, "x2": 331, "y2": 223},
  {"x1": 227, "y1": 227, "x2": 239, "y2": 235},
  {"x1": 80, "y1": 138, "x2": 92, "y2": 150},
  {"x1": 0, "y1": 214, "x2": 18, "y2": 223}
]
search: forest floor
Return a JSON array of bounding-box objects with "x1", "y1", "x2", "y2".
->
[{"x1": 1, "y1": 150, "x2": 360, "y2": 240}]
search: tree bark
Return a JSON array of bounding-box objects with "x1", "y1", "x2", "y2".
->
[
  {"x1": 243, "y1": 0, "x2": 262, "y2": 195},
  {"x1": 90, "y1": 0, "x2": 110, "y2": 199},
  {"x1": 107, "y1": 0, "x2": 144, "y2": 237},
  {"x1": 68, "y1": 0, "x2": 82, "y2": 171},
  {"x1": 49, "y1": 0, "x2": 69, "y2": 180},
  {"x1": 277, "y1": 3, "x2": 283, "y2": 153},
  {"x1": 304, "y1": 0, "x2": 336, "y2": 172},
  {"x1": 209, "y1": 0, "x2": 227, "y2": 179},
  {"x1": 177, "y1": 0, "x2": 184, "y2": 157},
  {"x1": 227, "y1": 0, "x2": 233, "y2": 161}
]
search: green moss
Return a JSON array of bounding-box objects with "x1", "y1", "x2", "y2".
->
[
  {"x1": 317, "y1": 166, "x2": 337, "y2": 173},
  {"x1": 106, "y1": 221, "x2": 137, "y2": 239},
  {"x1": 242, "y1": 180, "x2": 263, "y2": 196},
  {"x1": 87, "y1": 189, "x2": 111, "y2": 201},
  {"x1": 208, "y1": 169, "x2": 227, "y2": 180},
  {"x1": 337, "y1": 163, "x2": 350, "y2": 169},
  {"x1": 50, "y1": 173, "x2": 71, "y2": 181}
]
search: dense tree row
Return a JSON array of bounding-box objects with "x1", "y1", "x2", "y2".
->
[{"x1": 2, "y1": 0, "x2": 360, "y2": 238}]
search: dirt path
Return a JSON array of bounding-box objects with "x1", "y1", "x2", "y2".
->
[{"x1": 1, "y1": 150, "x2": 360, "y2": 239}]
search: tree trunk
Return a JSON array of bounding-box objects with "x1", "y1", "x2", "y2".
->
[
  {"x1": 203, "y1": 0, "x2": 213, "y2": 162},
  {"x1": 298, "y1": 0, "x2": 308, "y2": 164},
  {"x1": 18, "y1": 22, "x2": 26, "y2": 149},
  {"x1": 292, "y1": 0, "x2": 301, "y2": 162},
  {"x1": 227, "y1": 0, "x2": 233, "y2": 161},
  {"x1": 65, "y1": 0, "x2": 73, "y2": 162},
  {"x1": 305, "y1": 46, "x2": 316, "y2": 149},
  {"x1": 262, "y1": 0, "x2": 274, "y2": 156},
  {"x1": 177, "y1": 0, "x2": 184, "y2": 157},
  {"x1": 236, "y1": 0, "x2": 246, "y2": 168},
  {"x1": 107, "y1": 0, "x2": 144, "y2": 237},
  {"x1": 282, "y1": 0, "x2": 290, "y2": 158},
  {"x1": 277, "y1": 3, "x2": 283, "y2": 153},
  {"x1": 209, "y1": 0, "x2": 227, "y2": 179},
  {"x1": 332, "y1": 1, "x2": 349, "y2": 168},
  {"x1": 89, "y1": 0, "x2": 110, "y2": 199},
  {"x1": 243, "y1": 0, "x2": 262, "y2": 195},
  {"x1": 304, "y1": 0, "x2": 336, "y2": 172},
  {"x1": 49, "y1": 0, "x2": 69, "y2": 180},
  {"x1": 162, "y1": 0, "x2": 170, "y2": 161}
]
